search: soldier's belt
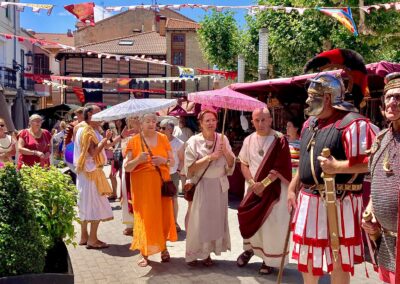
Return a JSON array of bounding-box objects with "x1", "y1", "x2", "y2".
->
[
  {"x1": 383, "y1": 228, "x2": 398, "y2": 238},
  {"x1": 303, "y1": 184, "x2": 363, "y2": 191}
]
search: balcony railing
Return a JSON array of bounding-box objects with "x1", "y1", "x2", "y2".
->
[{"x1": 0, "y1": 66, "x2": 16, "y2": 89}]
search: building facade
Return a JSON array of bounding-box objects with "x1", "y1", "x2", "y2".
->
[{"x1": 56, "y1": 8, "x2": 211, "y2": 106}]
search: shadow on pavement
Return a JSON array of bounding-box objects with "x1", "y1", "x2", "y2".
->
[
  {"x1": 101, "y1": 243, "x2": 139, "y2": 258},
  {"x1": 138, "y1": 257, "x2": 333, "y2": 283}
]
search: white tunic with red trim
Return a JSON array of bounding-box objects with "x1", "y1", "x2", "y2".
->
[{"x1": 291, "y1": 112, "x2": 379, "y2": 276}]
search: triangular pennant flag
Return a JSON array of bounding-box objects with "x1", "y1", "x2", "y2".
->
[
  {"x1": 64, "y1": 2, "x2": 95, "y2": 27},
  {"x1": 317, "y1": 7, "x2": 358, "y2": 36}
]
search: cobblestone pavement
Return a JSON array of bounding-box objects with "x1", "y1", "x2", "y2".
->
[{"x1": 68, "y1": 170, "x2": 380, "y2": 283}]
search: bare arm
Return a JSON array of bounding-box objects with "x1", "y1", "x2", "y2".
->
[
  {"x1": 317, "y1": 156, "x2": 369, "y2": 175},
  {"x1": 240, "y1": 162, "x2": 254, "y2": 183},
  {"x1": 124, "y1": 150, "x2": 149, "y2": 172},
  {"x1": 18, "y1": 137, "x2": 38, "y2": 156}
]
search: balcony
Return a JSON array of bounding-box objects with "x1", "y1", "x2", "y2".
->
[{"x1": 0, "y1": 66, "x2": 17, "y2": 89}]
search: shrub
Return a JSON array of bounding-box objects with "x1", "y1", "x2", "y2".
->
[
  {"x1": 19, "y1": 165, "x2": 78, "y2": 249},
  {"x1": 0, "y1": 164, "x2": 46, "y2": 277}
]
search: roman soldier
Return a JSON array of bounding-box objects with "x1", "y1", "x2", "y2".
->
[
  {"x1": 363, "y1": 72, "x2": 400, "y2": 284},
  {"x1": 287, "y1": 49, "x2": 379, "y2": 284}
]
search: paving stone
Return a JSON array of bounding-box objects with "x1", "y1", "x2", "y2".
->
[{"x1": 68, "y1": 168, "x2": 380, "y2": 283}]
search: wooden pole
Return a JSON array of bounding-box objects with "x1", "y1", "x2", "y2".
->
[{"x1": 277, "y1": 210, "x2": 293, "y2": 284}]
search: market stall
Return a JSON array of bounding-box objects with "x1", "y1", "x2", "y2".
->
[{"x1": 230, "y1": 61, "x2": 400, "y2": 130}]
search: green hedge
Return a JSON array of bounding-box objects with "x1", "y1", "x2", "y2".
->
[
  {"x1": 0, "y1": 164, "x2": 78, "y2": 277},
  {"x1": 0, "y1": 165, "x2": 46, "y2": 277}
]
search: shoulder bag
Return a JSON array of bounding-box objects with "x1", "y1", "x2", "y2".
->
[
  {"x1": 140, "y1": 133, "x2": 177, "y2": 197},
  {"x1": 183, "y1": 134, "x2": 217, "y2": 201}
]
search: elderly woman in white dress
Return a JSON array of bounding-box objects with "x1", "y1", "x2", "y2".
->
[{"x1": 184, "y1": 109, "x2": 235, "y2": 266}]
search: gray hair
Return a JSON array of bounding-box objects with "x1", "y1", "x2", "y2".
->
[
  {"x1": 160, "y1": 119, "x2": 175, "y2": 130},
  {"x1": 29, "y1": 114, "x2": 43, "y2": 122},
  {"x1": 139, "y1": 113, "x2": 157, "y2": 123}
]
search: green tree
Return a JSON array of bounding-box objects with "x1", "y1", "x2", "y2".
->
[
  {"x1": 243, "y1": 0, "x2": 400, "y2": 79},
  {"x1": 198, "y1": 10, "x2": 241, "y2": 70}
]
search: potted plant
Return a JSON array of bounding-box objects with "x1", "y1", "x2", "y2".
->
[{"x1": 0, "y1": 165, "x2": 78, "y2": 284}]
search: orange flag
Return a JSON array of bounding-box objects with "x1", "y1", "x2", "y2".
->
[{"x1": 64, "y1": 2, "x2": 95, "y2": 27}]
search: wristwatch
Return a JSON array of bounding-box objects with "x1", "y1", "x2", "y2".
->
[{"x1": 166, "y1": 159, "x2": 171, "y2": 166}]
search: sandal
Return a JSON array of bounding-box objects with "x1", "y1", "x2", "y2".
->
[
  {"x1": 237, "y1": 250, "x2": 254, "y2": 267},
  {"x1": 259, "y1": 262, "x2": 273, "y2": 275},
  {"x1": 86, "y1": 242, "x2": 109, "y2": 249},
  {"x1": 137, "y1": 256, "x2": 149, "y2": 267},
  {"x1": 202, "y1": 256, "x2": 213, "y2": 267},
  {"x1": 187, "y1": 260, "x2": 198, "y2": 267},
  {"x1": 161, "y1": 250, "x2": 170, "y2": 263}
]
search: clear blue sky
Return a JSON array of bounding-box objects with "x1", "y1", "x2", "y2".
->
[{"x1": 20, "y1": 0, "x2": 256, "y2": 33}]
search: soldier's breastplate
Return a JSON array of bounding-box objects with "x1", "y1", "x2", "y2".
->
[{"x1": 299, "y1": 125, "x2": 363, "y2": 185}]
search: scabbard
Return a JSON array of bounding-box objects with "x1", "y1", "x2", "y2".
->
[{"x1": 324, "y1": 176, "x2": 340, "y2": 262}]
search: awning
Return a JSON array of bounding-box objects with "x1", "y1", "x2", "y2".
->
[{"x1": 230, "y1": 61, "x2": 400, "y2": 103}]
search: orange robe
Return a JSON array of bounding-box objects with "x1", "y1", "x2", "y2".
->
[{"x1": 126, "y1": 133, "x2": 177, "y2": 256}]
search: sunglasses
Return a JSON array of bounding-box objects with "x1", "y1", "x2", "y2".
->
[{"x1": 160, "y1": 127, "x2": 167, "y2": 130}]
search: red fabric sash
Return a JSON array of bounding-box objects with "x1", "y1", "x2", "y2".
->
[{"x1": 237, "y1": 133, "x2": 292, "y2": 239}]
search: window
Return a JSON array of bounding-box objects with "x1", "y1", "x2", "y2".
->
[
  {"x1": 34, "y1": 54, "x2": 50, "y2": 74},
  {"x1": 172, "y1": 81, "x2": 185, "y2": 92},
  {"x1": 172, "y1": 51, "x2": 184, "y2": 65},
  {"x1": 172, "y1": 34, "x2": 185, "y2": 43},
  {"x1": 118, "y1": 40, "x2": 134, "y2": 46},
  {"x1": 5, "y1": 0, "x2": 11, "y2": 19}
]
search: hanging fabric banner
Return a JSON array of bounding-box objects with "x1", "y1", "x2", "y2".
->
[
  {"x1": 0, "y1": 2, "x2": 54, "y2": 15},
  {"x1": 73, "y1": 87, "x2": 85, "y2": 103},
  {"x1": 64, "y1": 2, "x2": 95, "y2": 27},
  {"x1": 317, "y1": 7, "x2": 358, "y2": 36},
  {"x1": 178, "y1": 67, "x2": 195, "y2": 78},
  {"x1": 197, "y1": 69, "x2": 237, "y2": 80}
]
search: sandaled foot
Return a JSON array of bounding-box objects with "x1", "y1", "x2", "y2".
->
[
  {"x1": 202, "y1": 256, "x2": 213, "y2": 267},
  {"x1": 161, "y1": 250, "x2": 170, "y2": 263},
  {"x1": 86, "y1": 242, "x2": 109, "y2": 249},
  {"x1": 79, "y1": 240, "x2": 88, "y2": 246},
  {"x1": 237, "y1": 250, "x2": 254, "y2": 267},
  {"x1": 259, "y1": 262, "x2": 273, "y2": 275},
  {"x1": 187, "y1": 260, "x2": 198, "y2": 267},
  {"x1": 137, "y1": 256, "x2": 149, "y2": 267}
]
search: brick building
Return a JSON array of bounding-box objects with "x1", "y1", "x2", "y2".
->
[{"x1": 56, "y1": 8, "x2": 211, "y2": 106}]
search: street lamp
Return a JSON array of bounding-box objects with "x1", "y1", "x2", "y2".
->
[
  {"x1": 258, "y1": 27, "x2": 269, "y2": 81},
  {"x1": 237, "y1": 54, "x2": 245, "y2": 83}
]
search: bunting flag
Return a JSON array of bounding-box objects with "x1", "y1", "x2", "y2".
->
[
  {"x1": 178, "y1": 67, "x2": 195, "y2": 78},
  {"x1": 25, "y1": 73, "x2": 212, "y2": 84},
  {"x1": 73, "y1": 87, "x2": 85, "y2": 103},
  {"x1": 0, "y1": 2, "x2": 54, "y2": 15},
  {"x1": 317, "y1": 7, "x2": 358, "y2": 36},
  {"x1": 197, "y1": 69, "x2": 237, "y2": 80},
  {"x1": 64, "y1": 2, "x2": 95, "y2": 27}
]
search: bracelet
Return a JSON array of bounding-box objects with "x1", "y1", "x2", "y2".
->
[
  {"x1": 261, "y1": 177, "x2": 272, "y2": 188},
  {"x1": 246, "y1": 179, "x2": 255, "y2": 186},
  {"x1": 166, "y1": 159, "x2": 170, "y2": 166},
  {"x1": 33, "y1": 150, "x2": 37, "y2": 156},
  {"x1": 207, "y1": 155, "x2": 212, "y2": 162}
]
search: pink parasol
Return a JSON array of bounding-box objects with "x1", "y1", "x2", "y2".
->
[{"x1": 188, "y1": 87, "x2": 267, "y2": 134}]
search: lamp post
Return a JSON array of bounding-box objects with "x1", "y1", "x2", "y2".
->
[
  {"x1": 258, "y1": 27, "x2": 269, "y2": 81},
  {"x1": 237, "y1": 54, "x2": 245, "y2": 83}
]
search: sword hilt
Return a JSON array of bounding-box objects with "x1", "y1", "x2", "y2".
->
[{"x1": 321, "y1": 148, "x2": 335, "y2": 178}]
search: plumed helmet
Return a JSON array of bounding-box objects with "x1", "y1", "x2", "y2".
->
[
  {"x1": 304, "y1": 48, "x2": 369, "y2": 114},
  {"x1": 307, "y1": 73, "x2": 358, "y2": 113}
]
